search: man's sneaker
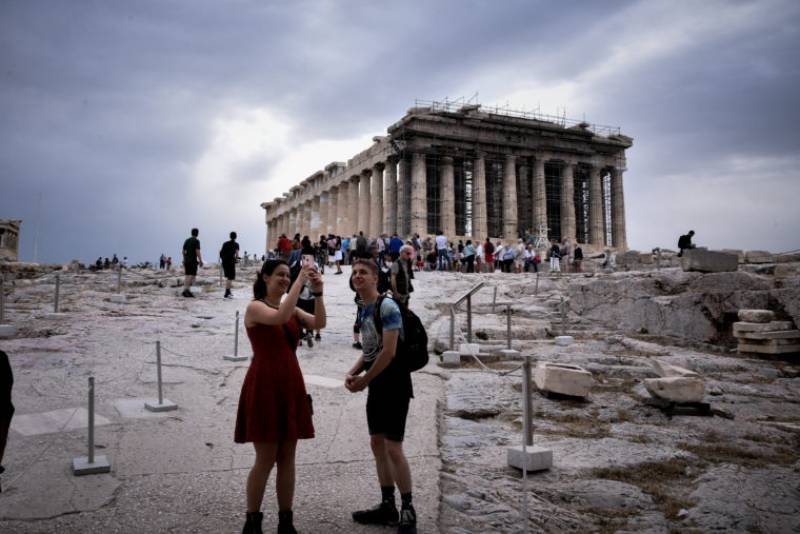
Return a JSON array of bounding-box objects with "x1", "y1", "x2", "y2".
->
[
  {"x1": 314, "y1": 333, "x2": 321, "y2": 340},
  {"x1": 352, "y1": 341, "x2": 363, "y2": 350},
  {"x1": 397, "y1": 506, "x2": 417, "y2": 534},
  {"x1": 182, "y1": 290, "x2": 194, "y2": 298},
  {"x1": 352, "y1": 501, "x2": 399, "y2": 526}
]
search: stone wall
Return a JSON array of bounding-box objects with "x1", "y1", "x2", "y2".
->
[{"x1": 566, "y1": 269, "x2": 800, "y2": 345}]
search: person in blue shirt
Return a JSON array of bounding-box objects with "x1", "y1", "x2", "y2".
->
[{"x1": 345, "y1": 259, "x2": 416, "y2": 534}]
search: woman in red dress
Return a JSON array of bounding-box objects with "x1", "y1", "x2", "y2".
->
[{"x1": 236, "y1": 259, "x2": 325, "y2": 534}]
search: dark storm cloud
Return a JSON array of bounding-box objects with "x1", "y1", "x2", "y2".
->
[{"x1": 1, "y1": 0, "x2": 798, "y2": 263}]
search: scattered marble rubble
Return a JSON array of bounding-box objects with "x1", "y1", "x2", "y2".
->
[{"x1": 734, "y1": 308, "x2": 800, "y2": 355}]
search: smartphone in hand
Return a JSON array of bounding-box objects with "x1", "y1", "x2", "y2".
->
[{"x1": 301, "y1": 254, "x2": 318, "y2": 271}]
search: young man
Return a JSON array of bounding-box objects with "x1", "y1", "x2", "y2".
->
[
  {"x1": 346, "y1": 259, "x2": 417, "y2": 534},
  {"x1": 219, "y1": 231, "x2": 240, "y2": 299},
  {"x1": 182, "y1": 228, "x2": 203, "y2": 297}
]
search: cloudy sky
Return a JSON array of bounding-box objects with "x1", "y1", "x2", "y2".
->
[{"x1": 2, "y1": 0, "x2": 798, "y2": 264}]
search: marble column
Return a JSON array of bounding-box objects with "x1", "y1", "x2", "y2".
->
[
  {"x1": 440, "y1": 156, "x2": 455, "y2": 237},
  {"x1": 349, "y1": 175, "x2": 360, "y2": 236},
  {"x1": 532, "y1": 156, "x2": 548, "y2": 241},
  {"x1": 336, "y1": 182, "x2": 348, "y2": 236},
  {"x1": 371, "y1": 163, "x2": 384, "y2": 237},
  {"x1": 410, "y1": 153, "x2": 427, "y2": 236},
  {"x1": 384, "y1": 157, "x2": 398, "y2": 235},
  {"x1": 319, "y1": 191, "x2": 329, "y2": 235},
  {"x1": 289, "y1": 208, "x2": 298, "y2": 236},
  {"x1": 397, "y1": 158, "x2": 411, "y2": 236},
  {"x1": 503, "y1": 154, "x2": 518, "y2": 239},
  {"x1": 328, "y1": 188, "x2": 338, "y2": 235},
  {"x1": 589, "y1": 165, "x2": 604, "y2": 245},
  {"x1": 358, "y1": 170, "x2": 371, "y2": 235},
  {"x1": 310, "y1": 196, "x2": 321, "y2": 237},
  {"x1": 560, "y1": 161, "x2": 576, "y2": 244},
  {"x1": 472, "y1": 153, "x2": 488, "y2": 239},
  {"x1": 517, "y1": 160, "x2": 531, "y2": 236},
  {"x1": 611, "y1": 167, "x2": 627, "y2": 249}
]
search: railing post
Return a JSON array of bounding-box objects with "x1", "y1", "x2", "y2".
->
[
  {"x1": 87, "y1": 376, "x2": 95, "y2": 463},
  {"x1": 156, "y1": 340, "x2": 164, "y2": 404},
  {"x1": 560, "y1": 296, "x2": 567, "y2": 335},
  {"x1": 116, "y1": 266, "x2": 122, "y2": 293},
  {"x1": 54, "y1": 274, "x2": 61, "y2": 313},
  {"x1": 449, "y1": 306, "x2": 455, "y2": 351},
  {"x1": 492, "y1": 286, "x2": 497, "y2": 313},
  {"x1": 523, "y1": 355, "x2": 533, "y2": 446},
  {"x1": 234, "y1": 310, "x2": 240, "y2": 357},
  {"x1": 506, "y1": 304, "x2": 512, "y2": 350},
  {"x1": 535, "y1": 271, "x2": 540, "y2": 296},
  {"x1": 466, "y1": 294, "x2": 472, "y2": 344}
]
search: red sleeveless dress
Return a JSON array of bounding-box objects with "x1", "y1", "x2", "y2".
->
[{"x1": 234, "y1": 313, "x2": 314, "y2": 443}]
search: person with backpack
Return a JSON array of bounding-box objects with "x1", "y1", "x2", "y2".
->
[
  {"x1": 345, "y1": 258, "x2": 420, "y2": 534},
  {"x1": 219, "y1": 231, "x2": 240, "y2": 299},
  {"x1": 391, "y1": 245, "x2": 414, "y2": 305}
]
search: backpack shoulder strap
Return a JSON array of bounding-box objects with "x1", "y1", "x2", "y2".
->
[{"x1": 373, "y1": 294, "x2": 386, "y2": 335}]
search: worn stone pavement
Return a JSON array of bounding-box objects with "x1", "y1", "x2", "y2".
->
[{"x1": 0, "y1": 265, "x2": 451, "y2": 533}]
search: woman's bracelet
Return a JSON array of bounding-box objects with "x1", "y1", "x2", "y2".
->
[{"x1": 311, "y1": 291, "x2": 323, "y2": 297}]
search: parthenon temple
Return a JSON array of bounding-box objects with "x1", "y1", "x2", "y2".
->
[{"x1": 261, "y1": 101, "x2": 633, "y2": 250}]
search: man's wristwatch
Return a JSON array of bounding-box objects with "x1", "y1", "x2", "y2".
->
[{"x1": 311, "y1": 291, "x2": 323, "y2": 297}]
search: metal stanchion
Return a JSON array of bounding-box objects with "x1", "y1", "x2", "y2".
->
[
  {"x1": 449, "y1": 306, "x2": 455, "y2": 351},
  {"x1": 492, "y1": 286, "x2": 498, "y2": 312},
  {"x1": 523, "y1": 356, "x2": 533, "y2": 446},
  {"x1": 54, "y1": 274, "x2": 60, "y2": 313},
  {"x1": 506, "y1": 304, "x2": 512, "y2": 350},
  {"x1": 224, "y1": 310, "x2": 249, "y2": 361},
  {"x1": 560, "y1": 296, "x2": 567, "y2": 335},
  {"x1": 145, "y1": 340, "x2": 178, "y2": 412},
  {"x1": 116, "y1": 267, "x2": 122, "y2": 293},
  {"x1": 506, "y1": 354, "x2": 552, "y2": 484},
  {"x1": 535, "y1": 272, "x2": 540, "y2": 296},
  {"x1": 466, "y1": 294, "x2": 472, "y2": 344},
  {"x1": 72, "y1": 376, "x2": 111, "y2": 475},
  {"x1": 219, "y1": 264, "x2": 223, "y2": 287}
]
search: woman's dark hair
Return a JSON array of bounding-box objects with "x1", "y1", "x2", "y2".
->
[{"x1": 253, "y1": 259, "x2": 288, "y2": 300}]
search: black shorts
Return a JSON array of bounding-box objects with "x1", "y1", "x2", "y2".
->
[
  {"x1": 366, "y1": 389, "x2": 411, "y2": 442},
  {"x1": 222, "y1": 261, "x2": 236, "y2": 280},
  {"x1": 184, "y1": 262, "x2": 198, "y2": 276}
]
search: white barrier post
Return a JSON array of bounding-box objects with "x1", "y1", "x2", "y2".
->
[
  {"x1": 224, "y1": 310, "x2": 248, "y2": 361},
  {"x1": 110, "y1": 267, "x2": 127, "y2": 303},
  {"x1": 72, "y1": 376, "x2": 111, "y2": 475},
  {"x1": 145, "y1": 340, "x2": 178, "y2": 412}
]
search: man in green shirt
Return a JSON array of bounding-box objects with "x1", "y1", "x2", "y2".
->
[{"x1": 182, "y1": 228, "x2": 203, "y2": 297}]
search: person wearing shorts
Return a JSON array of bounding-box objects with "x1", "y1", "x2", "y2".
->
[
  {"x1": 219, "y1": 231, "x2": 240, "y2": 299},
  {"x1": 182, "y1": 228, "x2": 203, "y2": 297},
  {"x1": 346, "y1": 259, "x2": 417, "y2": 534}
]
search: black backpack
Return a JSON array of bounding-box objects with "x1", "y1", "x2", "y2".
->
[{"x1": 373, "y1": 295, "x2": 429, "y2": 372}]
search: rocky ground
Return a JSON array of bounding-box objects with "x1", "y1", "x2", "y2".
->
[{"x1": 1, "y1": 261, "x2": 799, "y2": 533}]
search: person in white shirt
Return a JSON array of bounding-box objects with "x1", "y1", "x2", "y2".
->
[
  {"x1": 435, "y1": 231, "x2": 449, "y2": 271},
  {"x1": 475, "y1": 242, "x2": 484, "y2": 273}
]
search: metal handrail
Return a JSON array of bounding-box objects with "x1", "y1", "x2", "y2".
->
[
  {"x1": 449, "y1": 282, "x2": 486, "y2": 349},
  {"x1": 452, "y1": 282, "x2": 485, "y2": 309}
]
